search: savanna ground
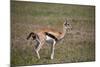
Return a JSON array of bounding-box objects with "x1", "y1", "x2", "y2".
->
[{"x1": 11, "y1": 1, "x2": 95, "y2": 66}]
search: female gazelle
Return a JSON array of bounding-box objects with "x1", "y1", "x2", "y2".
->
[{"x1": 27, "y1": 19, "x2": 72, "y2": 59}]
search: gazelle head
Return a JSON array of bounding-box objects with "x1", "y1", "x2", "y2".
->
[{"x1": 63, "y1": 19, "x2": 72, "y2": 32}]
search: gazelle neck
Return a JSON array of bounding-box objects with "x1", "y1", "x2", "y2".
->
[{"x1": 59, "y1": 25, "x2": 66, "y2": 40}]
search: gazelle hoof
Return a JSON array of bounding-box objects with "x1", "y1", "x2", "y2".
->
[{"x1": 50, "y1": 57, "x2": 54, "y2": 59}]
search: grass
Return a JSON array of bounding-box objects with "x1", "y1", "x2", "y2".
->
[{"x1": 11, "y1": 1, "x2": 95, "y2": 66}]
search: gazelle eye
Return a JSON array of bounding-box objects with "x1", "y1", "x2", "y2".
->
[
  {"x1": 67, "y1": 24, "x2": 69, "y2": 25},
  {"x1": 64, "y1": 23, "x2": 67, "y2": 25}
]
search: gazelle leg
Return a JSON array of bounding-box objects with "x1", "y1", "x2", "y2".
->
[
  {"x1": 51, "y1": 40, "x2": 56, "y2": 59},
  {"x1": 34, "y1": 41, "x2": 44, "y2": 59},
  {"x1": 36, "y1": 49, "x2": 40, "y2": 59},
  {"x1": 34, "y1": 43, "x2": 41, "y2": 59}
]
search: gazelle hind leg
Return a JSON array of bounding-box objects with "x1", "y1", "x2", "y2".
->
[
  {"x1": 34, "y1": 43, "x2": 41, "y2": 59},
  {"x1": 33, "y1": 40, "x2": 40, "y2": 59},
  {"x1": 51, "y1": 40, "x2": 56, "y2": 59},
  {"x1": 35, "y1": 49, "x2": 40, "y2": 59},
  {"x1": 34, "y1": 41, "x2": 44, "y2": 59}
]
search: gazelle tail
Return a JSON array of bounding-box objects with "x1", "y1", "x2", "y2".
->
[{"x1": 27, "y1": 32, "x2": 36, "y2": 40}]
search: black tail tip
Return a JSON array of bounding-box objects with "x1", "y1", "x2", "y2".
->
[
  {"x1": 26, "y1": 36, "x2": 30, "y2": 40},
  {"x1": 26, "y1": 32, "x2": 35, "y2": 40}
]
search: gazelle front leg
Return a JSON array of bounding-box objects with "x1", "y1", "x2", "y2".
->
[{"x1": 51, "y1": 40, "x2": 56, "y2": 59}]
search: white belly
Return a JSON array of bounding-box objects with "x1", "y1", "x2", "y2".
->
[
  {"x1": 46, "y1": 35, "x2": 53, "y2": 40},
  {"x1": 46, "y1": 35, "x2": 54, "y2": 44}
]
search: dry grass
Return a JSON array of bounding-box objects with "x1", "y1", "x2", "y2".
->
[{"x1": 11, "y1": 1, "x2": 95, "y2": 66}]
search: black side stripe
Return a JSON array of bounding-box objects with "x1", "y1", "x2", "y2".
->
[{"x1": 45, "y1": 32, "x2": 58, "y2": 41}]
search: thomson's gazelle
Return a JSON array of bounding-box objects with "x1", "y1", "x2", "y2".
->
[{"x1": 27, "y1": 19, "x2": 72, "y2": 59}]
